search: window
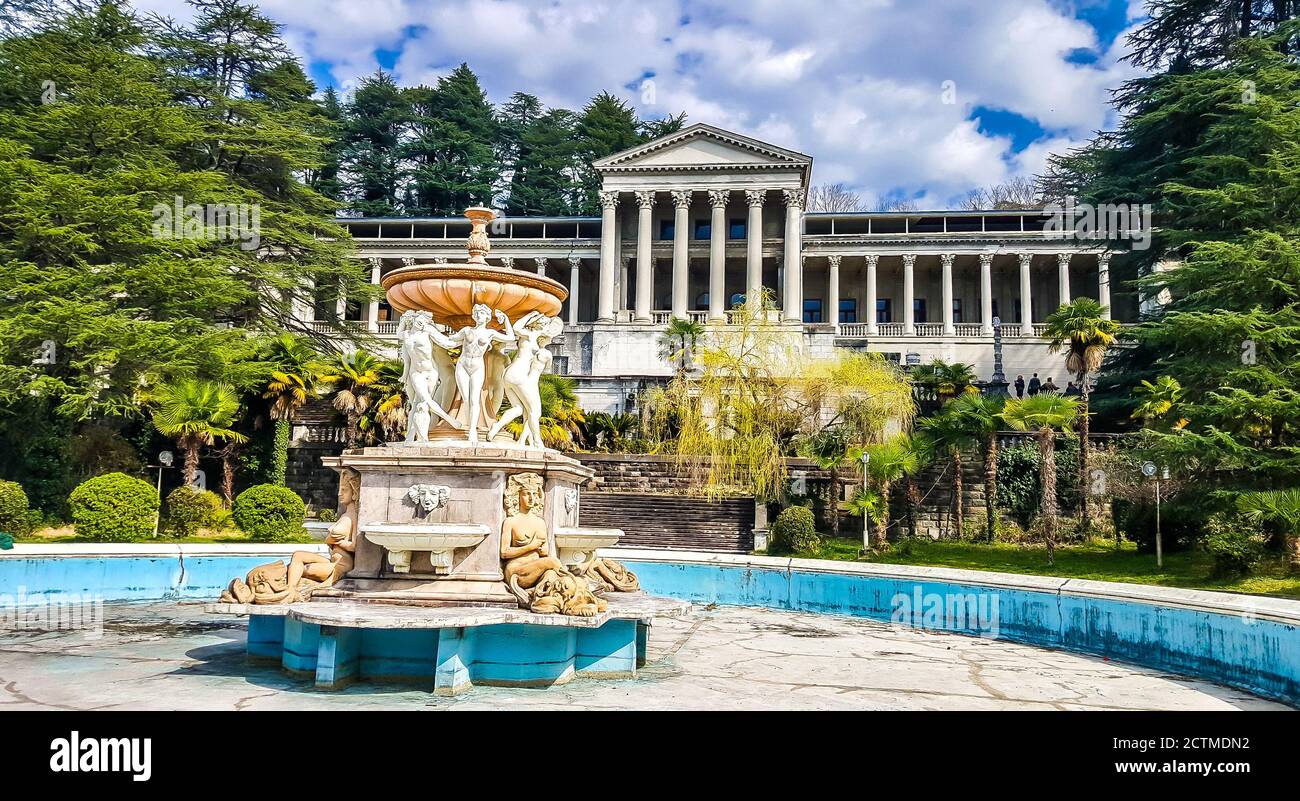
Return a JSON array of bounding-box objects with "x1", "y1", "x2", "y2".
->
[
  {"x1": 803, "y1": 298, "x2": 823, "y2": 323},
  {"x1": 695, "y1": 292, "x2": 710, "y2": 310},
  {"x1": 1014, "y1": 299, "x2": 1022, "y2": 323},
  {"x1": 876, "y1": 298, "x2": 892, "y2": 323},
  {"x1": 659, "y1": 220, "x2": 675, "y2": 240},
  {"x1": 729, "y1": 292, "x2": 746, "y2": 309},
  {"x1": 991, "y1": 299, "x2": 999, "y2": 320},
  {"x1": 729, "y1": 219, "x2": 746, "y2": 239},
  {"x1": 839, "y1": 299, "x2": 857, "y2": 324},
  {"x1": 694, "y1": 219, "x2": 710, "y2": 240},
  {"x1": 953, "y1": 299, "x2": 963, "y2": 324},
  {"x1": 913, "y1": 298, "x2": 928, "y2": 323}
]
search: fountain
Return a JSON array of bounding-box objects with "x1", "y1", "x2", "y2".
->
[{"x1": 207, "y1": 207, "x2": 686, "y2": 694}]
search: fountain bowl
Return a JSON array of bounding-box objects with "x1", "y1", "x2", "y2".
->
[{"x1": 382, "y1": 263, "x2": 565, "y2": 330}]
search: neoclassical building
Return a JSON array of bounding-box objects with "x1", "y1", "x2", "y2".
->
[{"x1": 315, "y1": 123, "x2": 1135, "y2": 412}]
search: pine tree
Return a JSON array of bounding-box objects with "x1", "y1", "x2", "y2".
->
[
  {"x1": 1044, "y1": 23, "x2": 1300, "y2": 483},
  {"x1": 338, "y1": 71, "x2": 409, "y2": 216},
  {"x1": 404, "y1": 63, "x2": 500, "y2": 215},
  {"x1": 573, "y1": 92, "x2": 642, "y2": 214}
]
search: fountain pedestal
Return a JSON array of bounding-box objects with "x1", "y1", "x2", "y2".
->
[{"x1": 318, "y1": 443, "x2": 593, "y2": 608}]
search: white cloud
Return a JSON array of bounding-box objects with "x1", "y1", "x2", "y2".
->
[{"x1": 132, "y1": 0, "x2": 1146, "y2": 204}]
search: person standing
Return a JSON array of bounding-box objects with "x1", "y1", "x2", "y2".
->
[
  {"x1": 1014, "y1": 375, "x2": 1025, "y2": 398},
  {"x1": 1027, "y1": 373, "x2": 1041, "y2": 396}
]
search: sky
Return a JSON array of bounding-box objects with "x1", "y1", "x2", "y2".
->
[{"x1": 132, "y1": 0, "x2": 1151, "y2": 209}]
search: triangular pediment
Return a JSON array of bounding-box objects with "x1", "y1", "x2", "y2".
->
[{"x1": 594, "y1": 123, "x2": 811, "y2": 171}]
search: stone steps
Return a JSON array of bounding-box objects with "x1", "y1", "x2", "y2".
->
[{"x1": 579, "y1": 492, "x2": 754, "y2": 553}]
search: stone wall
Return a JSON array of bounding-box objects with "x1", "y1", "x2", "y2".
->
[{"x1": 287, "y1": 440, "x2": 345, "y2": 513}]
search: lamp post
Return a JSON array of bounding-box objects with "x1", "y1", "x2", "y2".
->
[
  {"x1": 151, "y1": 451, "x2": 173, "y2": 536},
  {"x1": 860, "y1": 451, "x2": 871, "y2": 551},
  {"x1": 1141, "y1": 461, "x2": 1162, "y2": 569}
]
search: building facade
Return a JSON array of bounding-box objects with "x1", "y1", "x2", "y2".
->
[{"x1": 314, "y1": 123, "x2": 1135, "y2": 412}]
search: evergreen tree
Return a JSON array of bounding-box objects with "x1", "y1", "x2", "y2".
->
[
  {"x1": 338, "y1": 71, "x2": 408, "y2": 216},
  {"x1": 307, "y1": 85, "x2": 344, "y2": 204},
  {"x1": 1044, "y1": 23, "x2": 1300, "y2": 483},
  {"x1": 404, "y1": 63, "x2": 499, "y2": 215},
  {"x1": 573, "y1": 91, "x2": 642, "y2": 214}
]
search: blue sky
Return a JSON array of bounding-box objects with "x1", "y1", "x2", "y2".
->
[{"x1": 137, "y1": 0, "x2": 1149, "y2": 207}]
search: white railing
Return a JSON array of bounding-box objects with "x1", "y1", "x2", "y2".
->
[
  {"x1": 838, "y1": 323, "x2": 870, "y2": 337},
  {"x1": 914, "y1": 323, "x2": 943, "y2": 337},
  {"x1": 686, "y1": 310, "x2": 708, "y2": 323},
  {"x1": 375, "y1": 321, "x2": 398, "y2": 336},
  {"x1": 651, "y1": 311, "x2": 672, "y2": 325},
  {"x1": 877, "y1": 322, "x2": 905, "y2": 336},
  {"x1": 953, "y1": 323, "x2": 984, "y2": 337}
]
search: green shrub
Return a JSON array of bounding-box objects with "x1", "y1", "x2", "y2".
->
[
  {"x1": 0, "y1": 480, "x2": 32, "y2": 537},
  {"x1": 317, "y1": 507, "x2": 337, "y2": 523},
  {"x1": 1203, "y1": 512, "x2": 1268, "y2": 576},
  {"x1": 771, "y1": 505, "x2": 820, "y2": 554},
  {"x1": 996, "y1": 437, "x2": 1082, "y2": 526},
  {"x1": 233, "y1": 484, "x2": 306, "y2": 541},
  {"x1": 163, "y1": 486, "x2": 224, "y2": 538},
  {"x1": 69, "y1": 472, "x2": 158, "y2": 541}
]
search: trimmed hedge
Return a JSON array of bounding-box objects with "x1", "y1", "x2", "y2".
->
[
  {"x1": 771, "y1": 505, "x2": 820, "y2": 554},
  {"x1": 0, "y1": 480, "x2": 31, "y2": 537},
  {"x1": 163, "y1": 486, "x2": 225, "y2": 538},
  {"x1": 69, "y1": 472, "x2": 158, "y2": 542},
  {"x1": 233, "y1": 484, "x2": 306, "y2": 541}
]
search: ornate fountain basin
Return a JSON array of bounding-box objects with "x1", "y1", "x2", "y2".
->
[
  {"x1": 553, "y1": 526, "x2": 624, "y2": 567},
  {"x1": 363, "y1": 523, "x2": 492, "y2": 575},
  {"x1": 381, "y1": 264, "x2": 566, "y2": 330}
]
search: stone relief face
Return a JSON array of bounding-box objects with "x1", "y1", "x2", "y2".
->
[{"x1": 407, "y1": 484, "x2": 451, "y2": 514}]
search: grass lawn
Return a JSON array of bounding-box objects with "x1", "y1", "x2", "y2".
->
[
  {"x1": 783, "y1": 536, "x2": 1300, "y2": 600},
  {"x1": 14, "y1": 526, "x2": 316, "y2": 545}
]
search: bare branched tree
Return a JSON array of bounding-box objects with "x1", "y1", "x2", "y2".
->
[
  {"x1": 876, "y1": 197, "x2": 918, "y2": 212},
  {"x1": 960, "y1": 176, "x2": 1044, "y2": 210},
  {"x1": 806, "y1": 182, "x2": 866, "y2": 212}
]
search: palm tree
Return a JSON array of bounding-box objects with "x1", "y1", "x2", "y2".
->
[
  {"x1": 911, "y1": 359, "x2": 978, "y2": 400},
  {"x1": 858, "y1": 434, "x2": 928, "y2": 549},
  {"x1": 318, "y1": 350, "x2": 383, "y2": 448},
  {"x1": 363, "y1": 359, "x2": 407, "y2": 444},
  {"x1": 659, "y1": 317, "x2": 706, "y2": 374},
  {"x1": 1131, "y1": 375, "x2": 1187, "y2": 431},
  {"x1": 1001, "y1": 394, "x2": 1079, "y2": 565},
  {"x1": 584, "y1": 411, "x2": 638, "y2": 451},
  {"x1": 539, "y1": 374, "x2": 586, "y2": 449},
  {"x1": 1044, "y1": 298, "x2": 1120, "y2": 530},
  {"x1": 260, "y1": 333, "x2": 322, "y2": 485},
  {"x1": 798, "y1": 426, "x2": 852, "y2": 538},
  {"x1": 1236, "y1": 489, "x2": 1300, "y2": 567},
  {"x1": 151, "y1": 379, "x2": 249, "y2": 488},
  {"x1": 946, "y1": 392, "x2": 1005, "y2": 542},
  {"x1": 918, "y1": 403, "x2": 980, "y2": 538}
]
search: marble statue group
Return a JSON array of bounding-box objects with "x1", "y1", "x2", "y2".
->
[{"x1": 397, "y1": 304, "x2": 564, "y2": 446}]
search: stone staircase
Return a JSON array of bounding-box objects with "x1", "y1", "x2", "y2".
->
[{"x1": 579, "y1": 492, "x2": 755, "y2": 553}]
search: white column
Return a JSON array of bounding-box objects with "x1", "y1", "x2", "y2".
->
[
  {"x1": 1098, "y1": 253, "x2": 1111, "y2": 319},
  {"x1": 1019, "y1": 253, "x2": 1034, "y2": 336},
  {"x1": 534, "y1": 257, "x2": 546, "y2": 277},
  {"x1": 634, "y1": 190, "x2": 655, "y2": 322},
  {"x1": 902, "y1": 254, "x2": 916, "y2": 335},
  {"x1": 1057, "y1": 252, "x2": 1071, "y2": 307},
  {"x1": 979, "y1": 253, "x2": 994, "y2": 335},
  {"x1": 366, "y1": 258, "x2": 381, "y2": 332},
  {"x1": 671, "y1": 190, "x2": 691, "y2": 318},
  {"x1": 865, "y1": 254, "x2": 879, "y2": 335},
  {"x1": 745, "y1": 189, "x2": 765, "y2": 307},
  {"x1": 597, "y1": 190, "x2": 617, "y2": 322},
  {"x1": 782, "y1": 189, "x2": 803, "y2": 322},
  {"x1": 708, "y1": 189, "x2": 728, "y2": 322},
  {"x1": 827, "y1": 255, "x2": 841, "y2": 331},
  {"x1": 567, "y1": 256, "x2": 581, "y2": 326},
  {"x1": 941, "y1": 253, "x2": 955, "y2": 335}
]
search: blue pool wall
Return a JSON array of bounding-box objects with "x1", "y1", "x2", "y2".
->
[{"x1": 1, "y1": 546, "x2": 1297, "y2": 705}]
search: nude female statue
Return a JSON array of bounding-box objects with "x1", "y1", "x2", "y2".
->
[
  {"x1": 487, "y1": 311, "x2": 562, "y2": 448},
  {"x1": 219, "y1": 470, "x2": 359, "y2": 604},
  {"x1": 397, "y1": 310, "x2": 460, "y2": 441},
  {"x1": 499, "y1": 472, "x2": 603, "y2": 616},
  {"x1": 448, "y1": 304, "x2": 515, "y2": 443}
]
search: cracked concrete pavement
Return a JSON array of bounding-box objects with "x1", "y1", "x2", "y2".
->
[{"x1": 0, "y1": 602, "x2": 1286, "y2": 710}]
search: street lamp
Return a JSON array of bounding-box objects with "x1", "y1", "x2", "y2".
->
[
  {"x1": 152, "y1": 451, "x2": 174, "y2": 536},
  {"x1": 860, "y1": 451, "x2": 871, "y2": 552},
  {"x1": 1141, "y1": 461, "x2": 1162, "y2": 569}
]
